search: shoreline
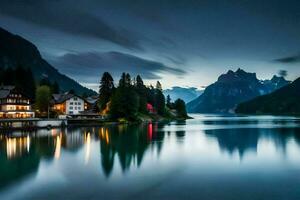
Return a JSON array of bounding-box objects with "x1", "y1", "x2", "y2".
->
[{"x1": 0, "y1": 116, "x2": 191, "y2": 131}]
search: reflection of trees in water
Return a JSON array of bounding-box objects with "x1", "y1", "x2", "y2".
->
[
  {"x1": 99, "y1": 124, "x2": 151, "y2": 177},
  {"x1": 175, "y1": 120, "x2": 186, "y2": 142},
  {"x1": 0, "y1": 122, "x2": 181, "y2": 186},
  {"x1": 152, "y1": 123, "x2": 165, "y2": 155},
  {"x1": 205, "y1": 127, "x2": 300, "y2": 158},
  {"x1": 98, "y1": 122, "x2": 184, "y2": 177}
]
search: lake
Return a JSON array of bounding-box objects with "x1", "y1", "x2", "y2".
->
[{"x1": 1, "y1": 114, "x2": 300, "y2": 200}]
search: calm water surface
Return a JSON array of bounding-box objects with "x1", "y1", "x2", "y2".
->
[{"x1": 1, "y1": 114, "x2": 300, "y2": 200}]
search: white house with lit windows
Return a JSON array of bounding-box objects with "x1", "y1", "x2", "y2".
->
[
  {"x1": 51, "y1": 93, "x2": 88, "y2": 115},
  {"x1": 0, "y1": 86, "x2": 35, "y2": 118}
]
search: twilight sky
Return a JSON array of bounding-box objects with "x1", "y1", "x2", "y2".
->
[{"x1": 1, "y1": 0, "x2": 300, "y2": 91}]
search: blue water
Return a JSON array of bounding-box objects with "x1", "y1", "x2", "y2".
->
[{"x1": 1, "y1": 114, "x2": 300, "y2": 199}]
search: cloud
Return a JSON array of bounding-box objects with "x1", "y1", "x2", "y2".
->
[
  {"x1": 50, "y1": 51, "x2": 186, "y2": 83},
  {"x1": 273, "y1": 54, "x2": 300, "y2": 63},
  {"x1": 0, "y1": 1, "x2": 142, "y2": 50},
  {"x1": 163, "y1": 55, "x2": 186, "y2": 65}
]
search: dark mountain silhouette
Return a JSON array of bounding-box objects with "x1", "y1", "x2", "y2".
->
[
  {"x1": 0, "y1": 27, "x2": 96, "y2": 95},
  {"x1": 187, "y1": 69, "x2": 289, "y2": 113},
  {"x1": 236, "y1": 77, "x2": 300, "y2": 115}
]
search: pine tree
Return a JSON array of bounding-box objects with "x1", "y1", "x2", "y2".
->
[
  {"x1": 136, "y1": 75, "x2": 144, "y2": 88},
  {"x1": 156, "y1": 81, "x2": 162, "y2": 91},
  {"x1": 98, "y1": 72, "x2": 114, "y2": 110},
  {"x1": 110, "y1": 73, "x2": 139, "y2": 120},
  {"x1": 146, "y1": 85, "x2": 156, "y2": 106},
  {"x1": 119, "y1": 73, "x2": 127, "y2": 88},
  {"x1": 166, "y1": 95, "x2": 172, "y2": 108},
  {"x1": 135, "y1": 75, "x2": 147, "y2": 113},
  {"x1": 110, "y1": 87, "x2": 139, "y2": 120},
  {"x1": 155, "y1": 81, "x2": 165, "y2": 115},
  {"x1": 125, "y1": 73, "x2": 132, "y2": 87}
]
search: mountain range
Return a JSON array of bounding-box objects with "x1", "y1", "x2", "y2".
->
[
  {"x1": 187, "y1": 69, "x2": 290, "y2": 113},
  {"x1": 0, "y1": 27, "x2": 95, "y2": 96},
  {"x1": 235, "y1": 77, "x2": 300, "y2": 115},
  {"x1": 163, "y1": 86, "x2": 203, "y2": 103}
]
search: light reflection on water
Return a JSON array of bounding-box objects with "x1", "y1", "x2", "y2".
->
[{"x1": 0, "y1": 114, "x2": 300, "y2": 199}]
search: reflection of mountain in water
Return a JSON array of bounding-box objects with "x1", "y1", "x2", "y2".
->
[
  {"x1": 205, "y1": 128, "x2": 259, "y2": 158},
  {"x1": 205, "y1": 127, "x2": 300, "y2": 158}
]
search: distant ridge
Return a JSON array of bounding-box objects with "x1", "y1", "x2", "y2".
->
[
  {"x1": 0, "y1": 27, "x2": 96, "y2": 96},
  {"x1": 187, "y1": 68, "x2": 290, "y2": 113},
  {"x1": 236, "y1": 77, "x2": 300, "y2": 115},
  {"x1": 163, "y1": 86, "x2": 203, "y2": 103}
]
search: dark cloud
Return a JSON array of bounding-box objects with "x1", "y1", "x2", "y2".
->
[
  {"x1": 0, "y1": 1, "x2": 142, "y2": 50},
  {"x1": 273, "y1": 54, "x2": 300, "y2": 63},
  {"x1": 1, "y1": 0, "x2": 300, "y2": 88},
  {"x1": 50, "y1": 51, "x2": 186, "y2": 83}
]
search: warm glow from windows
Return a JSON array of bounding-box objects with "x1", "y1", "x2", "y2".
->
[
  {"x1": 54, "y1": 135, "x2": 62, "y2": 159},
  {"x1": 5, "y1": 136, "x2": 30, "y2": 159},
  {"x1": 53, "y1": 103, "x2": 65, "y2": 113},
  {"x1": 84, "y1": 132, "x2": 91, "y2": 164},
  {"x1": 105, "y1": 129, "x2": 109, "y2": 144},
  {"x1": 0, "y1": 112, "x2": 34, "y2": 118}
]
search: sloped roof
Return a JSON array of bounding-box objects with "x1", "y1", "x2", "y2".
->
[
  {"x1": 52, "y1": 93, "x2": 75, "y2": 104},
  {"x1": 0, "y1": 89, "x2": 10, "y2": 99},
  {"x1": 52, "y1": 93, "x2": 85, "y2": 104},
  {"x1": 85, "y1": 95, "x2": 99, "y2": 104},
  {"x1": 0, "y1": 85, "x2": 15, "y2": 90},
  {"x1": 0, "y1": 86, "x2": 15, "y2": 99}
]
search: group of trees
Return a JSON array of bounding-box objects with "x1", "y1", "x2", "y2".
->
[
  {"x1": 166, "y1": 96, "x2": 188, "y2": 118},
  {"x1": 35, "y1": 78, "x2": 61, "y2": 116},
  {"x1": 98, "y1": 72, "x2": 187, "y2": 120}
]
